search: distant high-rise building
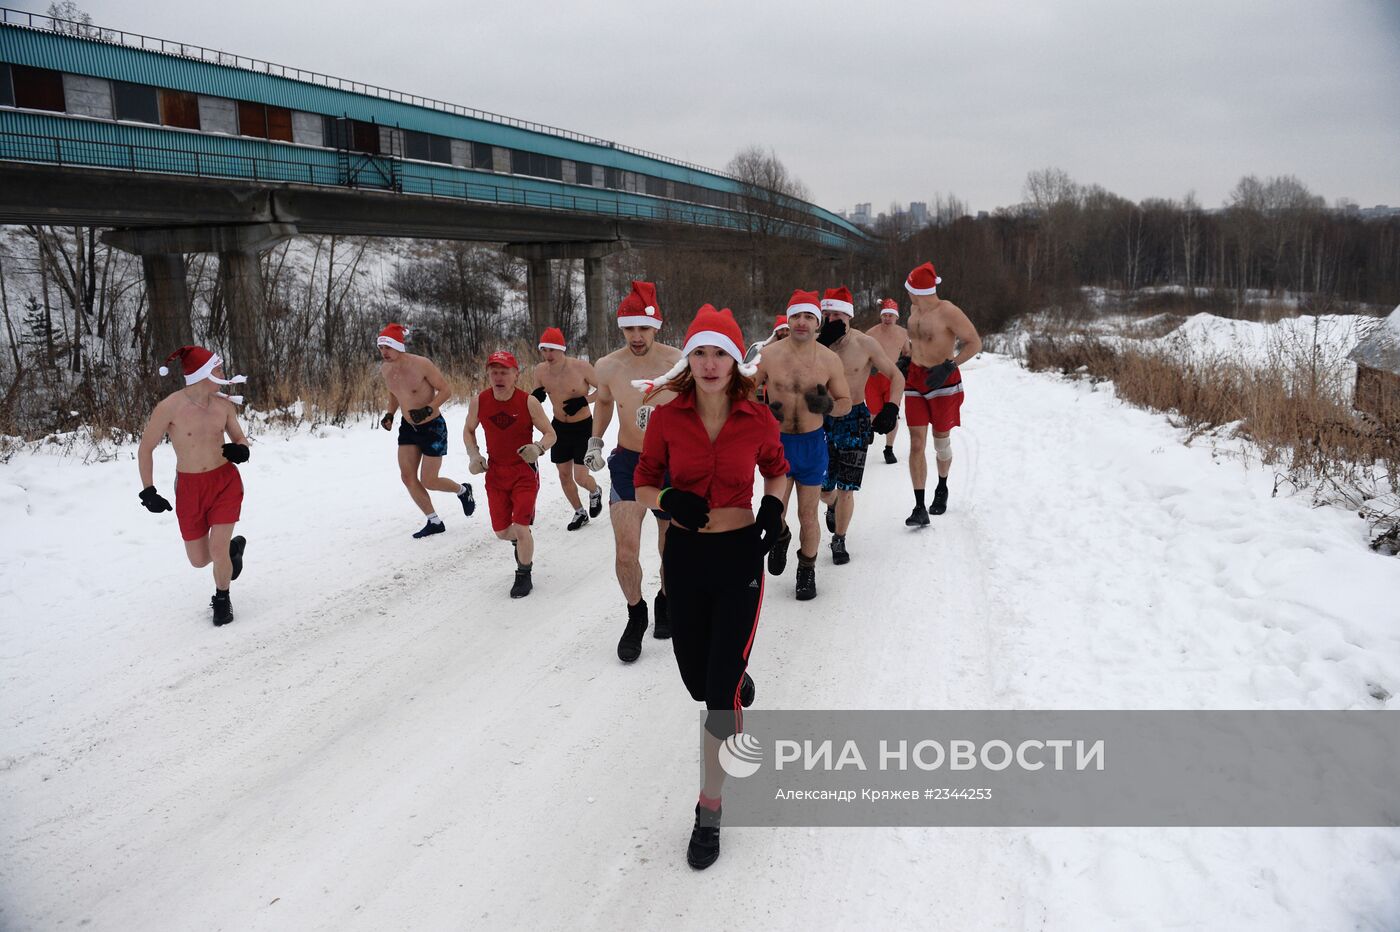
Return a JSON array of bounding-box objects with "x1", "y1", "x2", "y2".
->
[
  {"x1": 909, "y1": 201, "x2": 929, "y2": 228},
  {"x1": 852, "y1": 202, "x2": 872, "y2": 226}
]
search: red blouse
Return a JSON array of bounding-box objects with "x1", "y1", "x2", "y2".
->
[{"x1": 635, "y1": 391, "x2": 789, "y2": 510}]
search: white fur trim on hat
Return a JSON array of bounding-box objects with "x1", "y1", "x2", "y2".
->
[
  {"x1": 880, "y1": 307, "x2": 900, "y2": 316},
  {"x1": 537, "y1": 341, "x2": 566, "y2": 351},
  {"x1": 376, "y1": 335, "x2": 407, "y2": 352},
  {"x1": 905, "y1": 276, "x2": 943, "y2": 296},
  {"x1": 787, "y1": 302, "x2": 821, "y2": 318},
  {"x1": 617, "y1": 314, "x2": 662, "y2": 329},
  {"x1": 630, "y1": 333, "x2": 759, "y2": 393},
  {"x1": 820, "y1": 298, "x2": 854, "y2": 316}
]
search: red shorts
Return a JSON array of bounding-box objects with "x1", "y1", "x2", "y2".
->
[
  {"x1": 865, "y1": 371, "x2": 892, "y2": 413},
  {"x1": 174, "y1": 462, "x2": 243, "y2": 541},
  {"x1": 486, "y1": 463, "x2": 540, "y2": 532},
  {"x1": 904, "y1": 364, "x2": 964, "y2": 432}
]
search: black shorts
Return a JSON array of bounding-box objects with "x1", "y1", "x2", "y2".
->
[
  {"x1": 397, "y1": 415, "x2": 448, "y2": 457},
  {"x1": 550, "y1": 417, "x2": 593, "y2": 465},
  {"x1": 663, "y1": 524, "x2": 766, "y2": 740}
]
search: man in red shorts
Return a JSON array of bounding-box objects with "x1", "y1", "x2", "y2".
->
[
  {"x1": 137, "y1": 345, "x2": 251, "y2": 627},
  {"x1": 902, "y1": 262, "x2": 982, "y2": 527},
  {"x1": 463, "y1": 350, "x2": 557, "y2": 598},
  {"x1": 864, "y1": 298, "x2": 911, "y2": 464}
]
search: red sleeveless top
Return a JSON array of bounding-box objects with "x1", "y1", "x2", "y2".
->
[{"x1": 478, "y1": 388, "x2": 533, "y2": 466}]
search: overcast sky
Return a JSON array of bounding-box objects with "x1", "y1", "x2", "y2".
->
[{"x1": 44, "y1": 0, "x2": 1400, "y2": 215}]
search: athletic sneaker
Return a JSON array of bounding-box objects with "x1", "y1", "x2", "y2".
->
[
  {"x1": 412, "y1": 519, "x2": 445, "y2": 539},
  {"x1": 653, "y1": 591, "x2": 671, "y2": 640},
  {"x1": 796, "y1": 563, "x2": 817, "y2": 601},
  {"x1": 211, "y1": 591, "x2": 233, "y2": 627},
  {"x1": 567, "y1": 510, "x2": 589, "y2": 531},
  {"x1": 687, "y1": 804, "x2": 722, "y2": 870},
  {"x1": 229, "y1": 535, "x2": 246, "y2": 581},
  {"x1": 510, "y1": 565, "x2": 532, "y2": 599},
  {"x1": 767, "y1": 526, "x2": 793, "y2": 576},
  {"x1": 588, "y1": 487, "x2": 603, "y2": 518},
  {"x1": 883, "y1": 446, "x2": 897, "y2": 464},
  {"x1": 740, "y1": 672, "x2": 755, "y2": 708},
  {"x1": 931, "y1": 484, "x2": 949, "y2": 516},
  {"x1": 825, "y1": 507, "x2": 835, "y2": 533},
  {"x1": 617, "y1": 599, "x2": 648, "y2": 663},
  {"x1": 458, "y1": 484, "x2": 476, "y2": 517},
  {"x1": 830, "y1": 534, "x2": 850, "y2": 566},
  {"x1": 905, "y1": 504, "x2": 931, "y2": 528}
]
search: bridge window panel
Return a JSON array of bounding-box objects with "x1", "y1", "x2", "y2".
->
[
  {"x1": 0, "y1": 65, "x2": 12, "y2": 108},
  {"x1": 472, "y1": 142, "x2": 494, "y2": 170},
  {"x1": 113, "y1": 81, "x2": 160, "y2": 124},
  {"x1": 198, "y1": 95, "x2": 238, "y2": 134},
  {"x1": 378, "y1": 126, "x2": 401, "y2": 156},
  {"x1": 159, "y1": 89, "x2": 200, "y2": 130},
  {"x1": 491, "y1": 146, "x2": 510, "y2": 173},
  {"x1": 543, "y1": 155, "x2": 562, "y2": 180},
  {"x1": 346, "y1": 120, "x2": 378, "y2": 153},
  {"x1": 429, "y1": 135, "x2": 452, "y2": 164},
  {"x1": 237, "y1": 100, "x2": 268, "y2": 138},
  {"x1": 290, "y1": 111, "x2": 322, "y2": 145},
  {"x1": 404, "y1": 129, "x2": 432, "y2": 161},
  {"x1": 265, "y1": 106, "x2": 293, "y2": 141},
  {"x1": 11, "y1": 65, "x2": 66, "y2": 112},
  {"x1": 510, "y1": 148, "x2": 529, "y2": 175},
  {"x1": 449, "y1": 138, "x2": 471, "y2": 168},
  {"x1": 644, "y1": 175, "x2": 666, "y2": 197},
  {"x1": 561, "y1": 160, "x2": 576, "y2": 185},
  {"x1": 61, "y1": 73, "x2": 112, "y2": 119},
  {"x1": 604, "y1": 167, "x2": 621, "y2": 190},
  {"x1": 575, "y1": 162, "x2": 593, "y2": 186}
]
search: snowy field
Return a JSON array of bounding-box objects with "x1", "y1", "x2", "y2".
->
[{"x1": 2, "y1": 353, "x2": 1399, "y2": 930}]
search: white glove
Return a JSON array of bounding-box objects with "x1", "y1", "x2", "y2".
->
[
  {"x1": 635, "y1": 404, "x2": 655, "y2": 431},
  {"x1": 583, "y1": 436, "x2": 606, "y2": 473},
  {"x1": 517, "y1": 443, "x2": 543, "y2": 464},
  {"x1": 469, "y1": 453, "x2": 487, "y2": 475}
]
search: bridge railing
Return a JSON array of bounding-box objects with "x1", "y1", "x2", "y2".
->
[{"x1": 0, "y1": 128, "x2": 839, "y2": 240}]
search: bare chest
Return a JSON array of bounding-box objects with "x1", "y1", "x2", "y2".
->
[
  {"x1": 908, "y1": 310, "x2": 951, "y2": 344},
  {"x1": 539, "y1": 363, "x2": 586, "y2": 396}
]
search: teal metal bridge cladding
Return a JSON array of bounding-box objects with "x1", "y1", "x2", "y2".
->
[{"x1": 0, "y1": 9, "x2": 867, "y2": 248}]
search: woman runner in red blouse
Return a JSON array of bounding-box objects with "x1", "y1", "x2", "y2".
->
[{"x1": 632, "y1": 304, "x2": 789, "y2": 870}]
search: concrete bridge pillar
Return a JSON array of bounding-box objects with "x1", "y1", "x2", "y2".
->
[
  {"x1": 104, "y1": 223, "x2": 297, "y2": 385},
  {"x1": 583, "y1": 256, "x2": 608, "y2": 362},
  {"x1": 526, "y1": 257, "x2": 553, "y2": 340},
  {"x1": 506, "y1": 241, "x2": 620, "y2": 360}
]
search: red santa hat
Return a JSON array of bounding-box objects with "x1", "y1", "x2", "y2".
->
[
  {"x1": 487, "y1": 350, "x2": 519, "y2": 370},
  {"x1": 879, "y1": 298, "x2": 900, "y2": 318},
  {"x1": 538, "y1": 327, "x2": 567, "y2": 351},
  {"x1": 904, "y1": 262, "x2": 942, "y2": 296},
  {"x1": 820, "y1": 286, "x2": 855, "y2": 317},
  {"x1": 158, "y1": 345, "x2": 247, "y2": 403},
  {"x1": 786, "y1": 289, "x2": 822, "y2": 319},
  {"x1": 772, "y1": 314, "x2": 790, "y2": 335},
  {"x1": 616, "y1": 281, "x2": 662, "y2": 329},
  {"x1": 376, "y1": 323, "x2": 408, "y2": 352},
  {"x1": 631, "y1": 304, "x2": 758, "y2": 393}
]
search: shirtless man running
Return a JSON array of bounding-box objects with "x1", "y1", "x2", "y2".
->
[
  {"x1": 865, "y1": 298, "x2": 912, "y2": 464},
  {"x1": 753, "y1": 289, "x2": 852, "y2": 601},
  {"x1": 815, "y1": 286, "x2": 905, "y2": 565},
  {"x1": 137, "y1": 345, "x2": 251, "y2": 627},
  {"x1": 531, "y1": 326, "x2": 602, "y2": 531},
  {"x1": 902, "y1": 263, "x2": 982, "y2": 527},
  {"x1": 376, "y1": 323, "x2": 474, "y2": 539},
  {"x1": 585, "y1": 281, "x2": 682, "y2": 662}
]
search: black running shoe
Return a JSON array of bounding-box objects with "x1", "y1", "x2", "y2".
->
[
  {"x1": 567, "y1": 510, "x2": 589, "y2": 531},
  {"x1": 229, "y1": 535, "x2": 246, "y2": 581},
  {"x1": 825, "y1": 507, "x2": 835, "y2": 533},
  {"x1": 617, "y1": 600, "x2": 648, "y2": 662},
  {"x1": 510, "y1": 565, "x2": 532, "y2": 599},
  {"x1": 883, "y1": 446, "x2": 897, "y2": 464},
  {"x1": 905, "y1": 505, "x2": 930, "y2": 528},
  {"x1": 796, "y1": 563, "x2": 817, "y2": 601},
  {"x1": 413, "y1": 519, "x2": 445, "y2": 539},
  {"x1": 588, "y1": 487, "x2": 602, "y2": 518},
  {"x1": 687, "y1": 804, "x2": 722, "y2": 870},
  {"x1": 740, "y1": 672, "x2": 755, "y2": 708},
  {"x1": 931, "y1": 484, "x2": 949, "y2": 516},
  {"x1": 767, "y1": 525, "x2": 792, "y2": 576},
  {"x1": 653, "y1": 591, "x2": 671, "y2": 640},
  {"x1": 211, "y1": 591, "x2": 233, "y2": 627},
  {"x1": 830, "y1": 534, "x2": 850, "y2": 565},
  {"x1": 458, "y1": 484, "x2": 476, "y2": 517}
]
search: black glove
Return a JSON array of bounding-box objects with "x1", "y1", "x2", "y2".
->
[
  {"x1": 659, "y1": 487, "x2": 710, "y2": 530},
  {"x1": 896, "y1": 354, "x2": 912, "y2": 377},
  {"x1": 139, "y1": 485, "x2": 172, "y2": 513},
  {"x1": 380, "y1": 411, "x2": 394, "y2": 431},
  {"x1": 754, "y1": 494, "x2": 784, "y2": 551},
  {"x1": 927, "y1": 359, "x2": 958, "y2": 387},
  {"x1": 221, "y1": 442, "x2": 250, "y2": 464},
  {"x1": 408, "y1": 406, "x2": 433, "y2": 424},
  {"x1": 804, "y1": 384, "x2": 834, "y2": 415},
  {"x1": 531, "y1": 386, "x2": 547, "y2": 403},
  {"x1": 562, "y1": 395, "x2": 589, "y2": 416},
  {"x1": 816, "y1": 319, "x2": 847, "y2": 347},
  {"x1": 871, "y1": 402, "x2": 900, "y2": 434}
]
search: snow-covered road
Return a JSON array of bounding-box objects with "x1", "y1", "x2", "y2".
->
[{"x1": 3, "y1": 355, "x2": 1397, "y2": 930}]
